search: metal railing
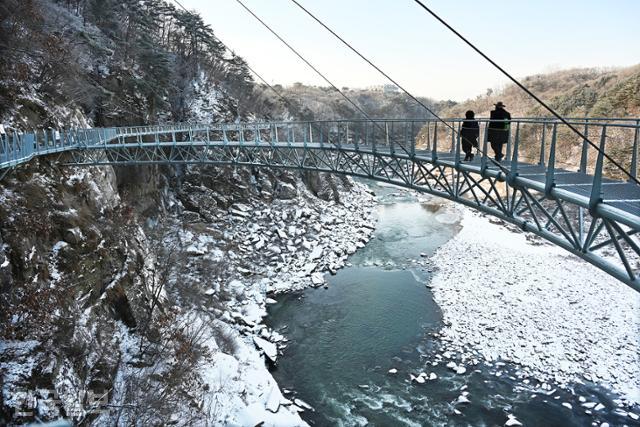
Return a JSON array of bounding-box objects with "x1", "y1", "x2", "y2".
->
[
  {"x1": 2, "y1": 118, "x2": 640, "y2": 291},
  {"x1": 2, "y1": 119, "x2": 639, "y2": 183}
]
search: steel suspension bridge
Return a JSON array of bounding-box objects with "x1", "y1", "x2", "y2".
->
[
  {"x1": 1, "y1": 0, "x2": 640, "y2": 293},
  {"x1": 2, "y1": 117, "x2": 640, "y2": 292}
]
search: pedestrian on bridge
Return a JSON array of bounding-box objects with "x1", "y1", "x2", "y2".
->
[
  {"x1": 460, "y1": 110, "x2": 479, "y2": 161},
  {"x1": 488, "y1": 101, "x2": 511, "y2": 161}
]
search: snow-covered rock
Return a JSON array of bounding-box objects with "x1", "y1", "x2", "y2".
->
[{"x1": 253, "y1": 336, "x2": 278, "y2": 363}]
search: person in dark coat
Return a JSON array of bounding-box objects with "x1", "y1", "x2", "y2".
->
[
  {"x1": 487, "y1": 101, "x2": 511, "y2": 161},
  {"x1": 460, "y1": 110, "x2": 479, "y2": 161}
]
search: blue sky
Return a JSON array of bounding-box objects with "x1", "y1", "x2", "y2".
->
[{"x1": 181, "y1": 0, "x2": 640, "y2": 101}]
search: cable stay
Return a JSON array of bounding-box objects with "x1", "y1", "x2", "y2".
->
[
  {"x1": 410, "y1": 0, "x2": 639, "y2": 186},
  {"x1": 288, "y1": 0, "x2": 452, "y2": 131},
  {"x1": 233, "y1": 0, "x2": 378, "y2": 124},
  {"x1": 285, "y1": 0, "x2": 511, "y2": 174},
  {"x1": 171, "y1": 0, "x2": 297, "y2": 116}
]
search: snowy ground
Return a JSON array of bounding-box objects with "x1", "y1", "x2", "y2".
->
[
  {"x1": 167, "y1": 180, "x2": 377, "y2": 426},
  {"x1": 430, "y1": 208, "x2": 640, "y2": 405}
]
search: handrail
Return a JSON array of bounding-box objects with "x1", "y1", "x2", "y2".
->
[{"x1": 2, "y1": 119, "x2": 639, "y2": 175}]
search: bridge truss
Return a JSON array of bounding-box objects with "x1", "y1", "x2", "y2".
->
[{"x1": 2, "y1": 118, "x2": 640, "y2": 292}]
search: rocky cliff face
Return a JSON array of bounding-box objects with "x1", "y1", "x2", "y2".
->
[{"x1": 0, "y1": 157, "x2": 375, "y2": 425}]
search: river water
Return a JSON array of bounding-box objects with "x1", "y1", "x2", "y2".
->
[{"x1": 266, "y1": 183, "x2": 636, "y2": 426}]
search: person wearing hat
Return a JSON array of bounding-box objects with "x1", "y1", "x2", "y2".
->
[
  {"x1": 487, "y1": 101, "x2": 511, "y2": 161},
  {"x1": 460, "y1": 110, "x2": 479, "y2": 161}
]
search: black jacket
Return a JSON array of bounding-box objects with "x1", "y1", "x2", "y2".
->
[
  {"x1": 488, "y1": 108, "x2": 511, "y2": 144},
  {"x1": 460, "y1": 119, "x2": 479, "y2": 146}
]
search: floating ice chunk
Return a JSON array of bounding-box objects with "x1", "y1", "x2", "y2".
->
[
  {"x1": 388, "y1": 368, "x2": 398, "y2": 374},
  {"x1": 505, "y1": 415, "x2": 523, "y2": 426},
  {"x1": 294, "y1": 398, "x2": 314, "y2": 411},
  {"x1": 456, "y1": 394, "x2": 470, "y2": 404}
]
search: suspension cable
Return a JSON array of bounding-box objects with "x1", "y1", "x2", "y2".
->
[
  {"x1": 288, "y1": 0, "x2": 454, "y2": 131},
  {"x1": 171, "y1": 0, "x2": 296, "y2": 113},
  {"x1": 411, "y1": 0, "x2": 640, "y2": 185},
  {"x1": 286, "y1": 0, "x2": 511, "y2": 173},
  {"x1": 233, "y1": 0, "x2": 378, "y2": 123}
]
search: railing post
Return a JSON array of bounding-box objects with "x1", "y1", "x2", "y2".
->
[
  {"x1": 387, "y1": 121, "x2": 394, "y2": 155},
  {"x1": 354, "y1": 122, "x2": 359, "y2": 151},
  {"x1": 83, "y1": 129, "x2": 90, "y2": 148},
  {"x1": 431, "y1": 122, "x2": 438, "y2": 162},
  {"x1": 480, "y1": 123, "x2": 489, "y2": 174},
  {"x1": 450, "y1": 121, "x2": 455, "y2": 154},
  {"x1": 505, "y1": 121, "x2": 512, "y2": 162},
  {"x1": 454, "y1": 122, "x2": 461, "y2": 168},
  {"x1": 303, "y1": 122, "x2": 308, "y2": 147},
  {"x1": 345, "y1": 122, "x2": 349, "y2": 147},
  {"x1": 545, "y1": 123, "x2": 558, "y2": 195},
  {"x1": 589, "y1": 126, "x2": 607, "y2": 213},
  {"x1": 410, "y1": 121, "x2": 415, "y2": 157},
  {"x1": 630, "y1": 120, "x2": 639, "y2": 182},
  {"x1": 579, "y1": 118, "x2": 590, "y2": 173},
  {"x1": 509, "y1": 122, "x2": 521, "y2": 183},
  {"x1": 538, "y1": 120, "x2": 546, "y2": 166},
  {"x1": 12, "y1": 133, "x2": 18, "y2": 162},
  {"x1": 371, "y1": 121, "x2": 376, "y2": 153}
]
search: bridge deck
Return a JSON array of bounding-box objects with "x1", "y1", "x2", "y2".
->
[
  {"x1": 429, "y1": 152, "x2": 640, "y2": 217},
  {"x1": 317, "y1": 144, "x2": 640, "y2": 218}
]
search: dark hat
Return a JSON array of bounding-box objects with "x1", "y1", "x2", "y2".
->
[{"x1": 494, "y1": 101, "x2": 506, "y2": 108}]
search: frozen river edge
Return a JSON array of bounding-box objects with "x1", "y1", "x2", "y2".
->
[{"x1": 430, "y1": 208, "x2": 640, "y2": 409}]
